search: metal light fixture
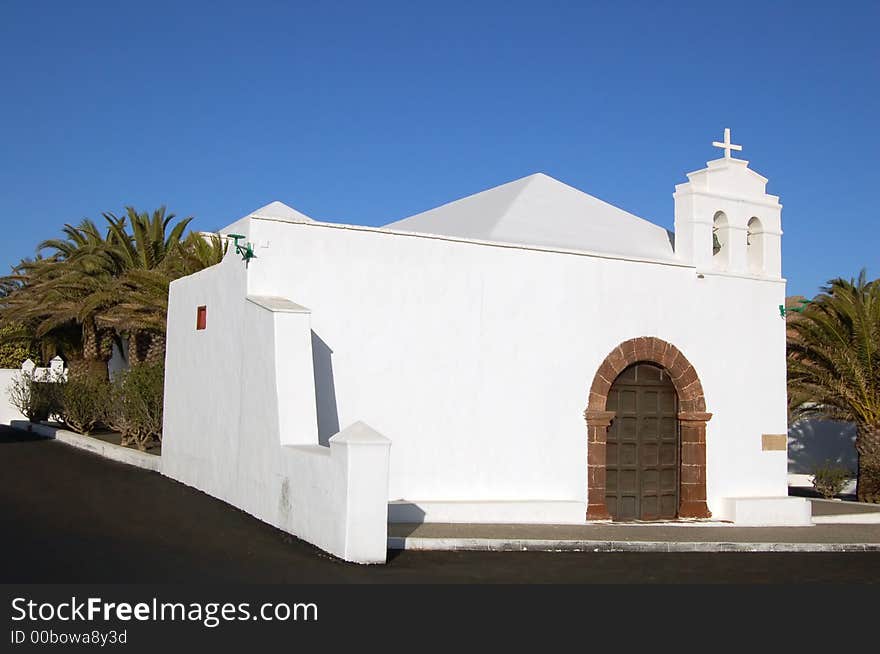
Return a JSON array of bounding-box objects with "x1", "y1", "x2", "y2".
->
[{"x1": 227, "y1": 234, "x2": 256, "y2": 264}]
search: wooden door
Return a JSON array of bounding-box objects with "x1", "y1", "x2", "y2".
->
[{"x1": 605, "y1": 363, "x2": 679, "y2": 520}]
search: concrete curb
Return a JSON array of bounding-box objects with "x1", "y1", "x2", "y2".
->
[
  {"x1": 387, "y1": 537, "x2": 880, "y2": 553},
  {"x1": 10, "y1": 421, "x2": 160, "y2": 472},
  {"x1": 813, "y1": 514, "x2": 880, "y2": 524}
]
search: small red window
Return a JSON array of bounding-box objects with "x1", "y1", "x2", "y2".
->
[{"x1": 196, "y1": 305, "x2": 207, "y2": 330}]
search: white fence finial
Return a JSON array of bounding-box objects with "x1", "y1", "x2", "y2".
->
[{"x1": 21, "y1": 357, "x2": 68, "y2": 382}]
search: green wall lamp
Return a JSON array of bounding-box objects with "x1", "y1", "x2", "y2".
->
[
  {"x1": 779, "y1": 299, "x2": 811, "y2": 318},
  {"x1": 227, "y1": 234, "x2": 256, "y2": 265}
]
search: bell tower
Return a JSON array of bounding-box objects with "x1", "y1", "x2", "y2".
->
[{"x1": 673, "y1": 129, "x2": 782, "y2": 278}]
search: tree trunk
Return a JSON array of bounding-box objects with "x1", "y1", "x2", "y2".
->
[
  {"x1": 144, "y1": 332, "x2": 166, "y2": 367},
  {"x1": 81, "y1": 320, "x2": 98, "y2": 362},
  {"x1": 68, "y1": 357, "x2": 107, "y2": 380},
  {"x1": 79, "y1": 319, "x2": 110, "y2": 380},
  {"x1": 98, "y1": 329, "x2": 114, "y2": 362},
  {"x1": 127, "y1": 332, "x2": 145, "y2": 366},
  {"x1": 856, "y1": 424, "x2": 880, "y2": 503}
]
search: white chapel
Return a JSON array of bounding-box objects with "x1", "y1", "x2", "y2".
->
[{"x1": 160, "y1": 130, "x2": 807, "y2": 563}]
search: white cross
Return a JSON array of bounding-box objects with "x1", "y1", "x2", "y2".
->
[{"x1": 712, "y1": 128, "x2": 742, "y2": 159}]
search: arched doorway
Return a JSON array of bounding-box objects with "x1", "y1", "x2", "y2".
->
[
  {"x1": 605, "y1": 363, "x2": 679, "y2": 521},
  {"x1": 584, "y1": 337, "x2": 712, "y2": 521}
]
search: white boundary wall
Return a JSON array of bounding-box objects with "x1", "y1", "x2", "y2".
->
[
  {"x1": 161, "y1": 255, "x2": 391, "y2": 563},
  {"x1": 0, "y1": 369, "x2": 25, "y2": 425}
]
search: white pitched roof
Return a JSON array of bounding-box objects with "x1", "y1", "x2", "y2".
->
[
  {"x1": 249, "y1": 201, "x2": 314, "y2": 223},
  {"x1": 221, "y1": 201, "x2": 313, "y2": 236},
  {"x1": 384, "y1": 173, "x2": 675, "y2": 261}
]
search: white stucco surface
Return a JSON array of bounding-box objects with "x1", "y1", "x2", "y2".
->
[
  {"x1": 236, "y1": 214, "x2": 788, "y2": 516},
  {"x1": 160, "y1": 255, "x2": 391, "y2": 563},
  {"x1": 718, "y1": 497, "x2": 812, "y2": 526},
  {"x1": 0, "y1": 369, "x2": 26, "y2": 425},
  {"x1": 162, "y1": 144, "x2": 796, "y2": 561}
]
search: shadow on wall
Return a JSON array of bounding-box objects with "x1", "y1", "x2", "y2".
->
[
  {"x1": 788, "y1": 418, "x2": 857, "y2": 474},
  {"x1": 311, "y1": 332, "x2": 340, "y2": 447}
]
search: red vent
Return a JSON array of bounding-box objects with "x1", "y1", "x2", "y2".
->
[{"x1": 196, "y1": 305, "x2": 207, "y2": 330}]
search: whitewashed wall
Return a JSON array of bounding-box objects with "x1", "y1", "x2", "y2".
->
[
  {"x1": 237, "y1": 217, "x2": 789, "y2": 521},
  {"x1": 161, "y1": 251, "x2": 391, "y2": 563},
  {"x1": 0, "y1": 369, "x2": 26, "y2": 425},
  {"x1": 164, "y1": 208, "x2": 791, "y2": 558}
]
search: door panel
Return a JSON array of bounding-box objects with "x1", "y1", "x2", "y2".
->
[{"x1": 605, "y1": 363, "x2": 679, "y2": 521}]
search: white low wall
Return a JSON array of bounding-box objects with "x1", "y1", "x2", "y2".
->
[
  {"x1": 161, "y1": 257, "x2": 392, "y2": 563},
  {"x1": 0, "y1": 369, "x2": 26, "y2": 425}
]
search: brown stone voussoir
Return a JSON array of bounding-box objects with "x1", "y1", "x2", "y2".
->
[
  {"x1": 596, "y1": 364, "x2": 616, "y2": 386},
  {"x1": 681, "y1": 366, "x2": 699, "y2": 386},
  {"x1": 605, "y1": 347, "x2": 628, "y2": 375},
  {"x1": 590, "y1": 376, "x2": 611, "y2": 398},
  {"x1": 620, "y1": 339, "x2": 637, "y2": 361},
  {"x1": 636, "y1": 337, "x2": 652, "y2": 360},
  {"x1": 665, "y1": 347, "x2": 681, "y2": 372},
  {"x1": 655, "y1": 341, "x2": 673, "y2": 368},
  {"x1": 646, "y1": 337, "x2": 663, "y2": 362},
  {"x1": 588, "y1": 391, "x2": 607, "y2": 411},
  {"x1": 679, "y1": 378, "x2": 704, "y2": 400}
]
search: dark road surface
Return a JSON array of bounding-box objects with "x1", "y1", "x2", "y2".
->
[{"x1": 2, "y1": 426, "x2": 879, "y2": 584}]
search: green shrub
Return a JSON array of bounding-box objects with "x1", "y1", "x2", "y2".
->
[
  {"x1": 106, "y1": 364, "x2": 164, "y2": 450},
  {"x1": 811, "y1": 461, "x2": 850, "y2": 499},
  {"x1": 59, "y1": 373, "x2": 111, "y2": 435},
  {"x1": 7, "y1": 372, "x2": 63, "y2": 422}
]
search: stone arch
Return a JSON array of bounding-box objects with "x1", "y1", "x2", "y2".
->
[{"x1": 584, "y1": 337, "x2": 711, "y2": 521}]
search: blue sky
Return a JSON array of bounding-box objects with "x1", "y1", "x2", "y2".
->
[{"x1": 1, "y1": 1, "x2": 876, "y2": 297}]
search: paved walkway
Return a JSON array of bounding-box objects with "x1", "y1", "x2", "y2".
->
[
  {"x1": 389, "y1": 500, "x2": 880, "y2": 551},
  {"x1": 388, "y1": 510, "x2": 880, "y2": 552}
]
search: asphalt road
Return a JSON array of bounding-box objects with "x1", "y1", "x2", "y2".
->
[{"x1": 2, "y1": 426, "x2": 879, "y2": 584}]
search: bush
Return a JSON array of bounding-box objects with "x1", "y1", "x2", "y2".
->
[
  {"x1": 106, "y1": 364, "x2": 164, "y2": 450},
  {"x1": 7, "y1": 371, "x2": 63, "y2": 422},
  {"x1": 812, "y1": 461, "x2": 850, "y2": 499},
  {"x1": 59, "y1": 373, "x2": 110, "y2": 435}
]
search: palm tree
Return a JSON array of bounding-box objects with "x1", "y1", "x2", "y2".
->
[
  {"x1": 103, "y1": 206, "x2": 193, "y2": 272},
  {"x1": 93, "y1": 207, "x2": 199, "y2": 366},
  {"x1": 179, "y1": 232, "x2": 228, "y2": 276},
  {"x1": 1, "y1": 220, "x2": 121, "y2": 375},
  {"x1": 787, "y1": 269, "x2": 880, "y2": 502},
  {"x1": 2, "y1": 208, "x2": 226, "y2": 374}
]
